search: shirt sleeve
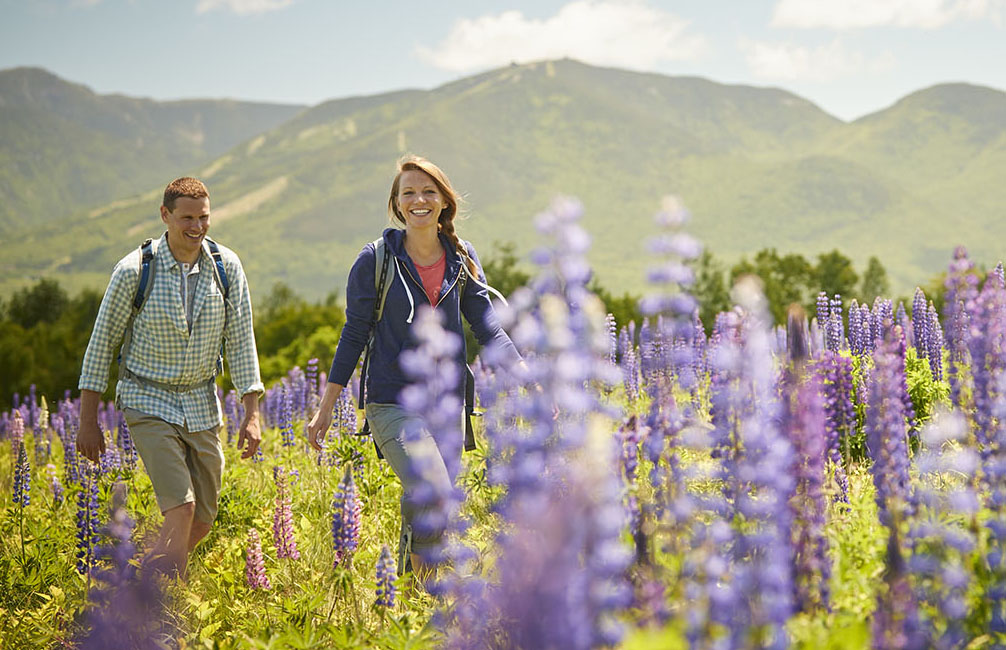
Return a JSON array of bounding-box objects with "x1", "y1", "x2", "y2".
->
[
  {"x1": 78, "y1": 258, "x2": 137, "y2": 393},
  {"x1": 460, "y1": 243, "x2": 522, "y2": 366},
  {"x1": 222, "y1": 256, "x2": 264, "y2": 397},
  {"x1": 328, "y1": 244, "x2": 378, "y2": 386}
]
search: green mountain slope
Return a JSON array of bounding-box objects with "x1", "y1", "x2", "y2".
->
[
  {"x1": 0, "y1": 67, "x2": 305, "y2": 233},
  {"x1": 1, "y1": 60, "x2": 1003, "y2": 302}
]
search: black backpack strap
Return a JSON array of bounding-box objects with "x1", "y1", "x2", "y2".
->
[
  {"x1": 457, "y1": 251, "x2": 478, "y2": 452},
  {"x1": 356, "y1": 238, "x2": 392, "y2": 460},
  {"x1": 358, "y1": 238, "x2": 392, "y2": 410}
]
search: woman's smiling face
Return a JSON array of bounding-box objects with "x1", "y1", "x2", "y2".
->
[{"x1": 396, "y1": 169, "x2": 445, "y2": 232}]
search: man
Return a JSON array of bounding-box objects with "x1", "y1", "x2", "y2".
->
[{"x1": 77, "y1": 177, "x2": 263, "y2": 577}]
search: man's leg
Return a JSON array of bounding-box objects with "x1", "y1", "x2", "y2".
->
[
  {"x1": 154, "y1": 502, "x2": 195, "y2": 577},
  {"x1": 189, "y1": 518, "x2": 212, "y2": 552}
]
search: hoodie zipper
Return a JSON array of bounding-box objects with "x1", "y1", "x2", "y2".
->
[{"x1": 397, "y1": 254, "x2": 462, "y2": 308}]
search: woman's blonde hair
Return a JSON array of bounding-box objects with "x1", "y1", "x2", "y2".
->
[{"x1": 388, "y1": 154, "x2": 477, "y2": 274}]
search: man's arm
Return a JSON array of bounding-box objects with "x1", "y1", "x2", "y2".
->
[
  {"x1": 77, "y1": 258, "x2": 136, "y2": 461},
  {"x1": 236, "y1": 391, "x2": 261, "y2": 459}
]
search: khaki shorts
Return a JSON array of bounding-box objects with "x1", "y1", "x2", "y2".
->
[{"x1": 122, "y1": 408, "x2": 224, "y2": 524}]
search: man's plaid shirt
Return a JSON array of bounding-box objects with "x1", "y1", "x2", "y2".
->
[{"x1": 79, "y1": 233, "x2": 264, "y2": 431}]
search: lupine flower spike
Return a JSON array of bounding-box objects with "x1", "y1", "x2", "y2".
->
[
  {"x1": 245, "y1": 528, "x2": 270, "y2": 589},
  {"x1": 375, "y1": 545, "x2": 396, "y2": 609}
]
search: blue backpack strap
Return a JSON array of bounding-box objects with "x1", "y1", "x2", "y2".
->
[
  {"x1": 133, "y1": 238, "x2": 156, "y2": 310},
  {"x1": 202, "y1": 237, "x2": 230, "y2": 377},
  {"x1": 118, "y1": 238, "x2": 157, "y2": 380},
  {"x1": 203, "y1": 237, "x2": 230, "y2": 300}
]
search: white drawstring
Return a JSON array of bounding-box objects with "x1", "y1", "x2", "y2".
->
[
  {"x1": 395, "y1": 257, "x2": 415, "y2": 324},
  {"x1": 461, "y1": 261, "x2": 509, "y2": 306}
]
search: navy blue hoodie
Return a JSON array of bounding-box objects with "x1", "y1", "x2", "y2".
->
[{"x1": 327, "y1": 228, "x2": 520, "y2": 404}]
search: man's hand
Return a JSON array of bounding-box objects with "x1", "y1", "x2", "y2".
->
[
  {"x1": 77, "y1": 390, "x2": 106, "y2": 463},
  {"x1": 306, "y1": 409, "x2": 333, "y2": 452},
  {"x1": 237, "y1": 411, "x2": 261, "y2": 460},
  {"x1": 76, "y1": 419, "x2": 106, "y2": 463}
]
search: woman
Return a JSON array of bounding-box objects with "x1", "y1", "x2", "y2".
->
[{"x1": 307, "y1": 154, "x2": 521, "y2": 576}]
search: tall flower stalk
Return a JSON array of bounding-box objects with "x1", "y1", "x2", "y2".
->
[{"x1": 272, "y1": 466, "x2": 299, "y2": 560}]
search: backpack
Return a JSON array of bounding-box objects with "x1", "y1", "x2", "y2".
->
[
  {"x1": 117, "y1": 236, "x2": 230, "y2": 392},
  {"x1": 356, "y1": 237, "x2": 479, "y2": 457}
]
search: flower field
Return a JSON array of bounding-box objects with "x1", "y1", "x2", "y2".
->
[{"x1": 2, "y1": 198, "x2": 1005, "y2": 649}]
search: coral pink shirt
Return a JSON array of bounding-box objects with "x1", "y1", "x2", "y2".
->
[{"x1": 414, "y1": 251, "x2": 446, "y2": 307}]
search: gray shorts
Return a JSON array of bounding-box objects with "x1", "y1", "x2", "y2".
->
[
  {"x1": 123, "y1": 407, "x2": 224, "y2": 524},
  {"x1": 365, "y1": 403, "x2": 463, "y2": 573}
]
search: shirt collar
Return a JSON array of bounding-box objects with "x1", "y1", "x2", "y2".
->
[{"x1": 157, "y1": 231, "x2": 205, "y2": 273}]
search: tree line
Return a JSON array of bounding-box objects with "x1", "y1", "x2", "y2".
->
[{"x1": 0, "y1": 244, "x2": 946, "y2": 410}]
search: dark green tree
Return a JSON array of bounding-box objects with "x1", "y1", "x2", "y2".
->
[
  {"x1": 6, "y1": 278, "x2": 69, "y2": 329},
  {"x1": 815, "y1": 250, "x2": 859, "y2": 302},
  {"x1": 731, "y1": 249, "x2": 814, "y2": 324},
  {"x1": 859, "y1": 256, "x2": 890, "y2": 305},
  {"x1": 690, "y1": 250, "x2": 730, "y2": 329}
]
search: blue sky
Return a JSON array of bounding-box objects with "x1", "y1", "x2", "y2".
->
[{"x1": 1, "y1": 0, "x2": 1003, "y2": 121}]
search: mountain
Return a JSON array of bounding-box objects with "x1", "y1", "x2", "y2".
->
[
  {"x1": 1, "y1": 60, "x2": 1004, "y2": 302},
  {"x1": 0, "y1": 67, "x2": 306, "y2": 233}
]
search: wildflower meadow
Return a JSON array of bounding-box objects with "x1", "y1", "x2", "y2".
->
[{"x1": 2, "y1": 197, "x2": 1006, "y2": 649}]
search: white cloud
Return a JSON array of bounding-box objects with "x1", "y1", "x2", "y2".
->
[
  {"x1": 771, "y1": 0, "x2": 1003, "y2": 29},
  {"x1": 195, "y1": 0, "x2": 294, "y2": 15},
  {"x1": 417, "y1": 0, "x2": 707, "y2": 73},
  {"x1": 740, "y1": 38, "x2": 896, "y2": 81}
]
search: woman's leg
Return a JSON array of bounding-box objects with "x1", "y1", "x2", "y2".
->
[{"x1": 365, "y1": 404, "x2": 458, "y2": 576}]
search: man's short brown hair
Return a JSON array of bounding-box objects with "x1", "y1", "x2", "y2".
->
[{"x1": 163, "y1": 177, "x2": 209, "y2": 211}]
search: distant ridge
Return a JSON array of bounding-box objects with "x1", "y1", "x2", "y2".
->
[
  {"x1": 1, "y1": 59, "x2": 1004, "y2": 300},
  {"x1": 0, "y1": 66, "x2": 306, "y2": 233}
]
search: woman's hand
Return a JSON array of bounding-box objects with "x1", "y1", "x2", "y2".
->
[{"x1": 308, "y1": 381, "x2": 345, "y2": 451}]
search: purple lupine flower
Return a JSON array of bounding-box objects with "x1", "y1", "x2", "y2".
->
[
  {"x1": 245, "y1": 528, "x2": 270, "y2": 589},
  {"x1": 872, "y1": 527, "x2": 921, "y2": 649},
  {"x1": 848, "y1": 299, "x2": 864, "y2": 356},
  {"x1": 331, "y1": 463, "x2": 362, "y2": 568},
  {"x1": 925, "y1": 303, "x2": 944, "y2": 382},
  {"x1": 280, "y1": 381, "x2": 295, "y2": 447},
  {"x1": 784, "y1": 373, "x2": 831, "y2": 613},
  {"x1": 866, "y1": 334, "x2": 912, "y2": 528},
  {"x1": 397, "y1": 307, "x2": 465, "y2": 569},
  {"x1": 604, "y1": 313, "x2": 617, "y2": 365},
  {"x1": 895, "y1": 302, "x2": 909, "y2": 343},
  {"x1": 13, "y1": 441, "x2": 30, "y2": 507},
  {"x1": 909, "y1": 411, "x2": 977, "y2": 649},
  {"x1": 816, "y1": 292, "x2": 829, "y2": 330},
  {"x1": 98, "y1": 437, "x2": 122, "y2": 476},
  {"x1": 375, "y1": 544, "x2": 396, "y2": 609},
  {"x1": 726, "y1": 278, "x2": 795, "y2": 649},
  {"x1": 224, "y1": 390, "x2": 240, "y2": 445},
  {"x1": 10, "y1": 409, "x2": 24, "y2": 448},
  {"x1": 984, "y1": 370, "x2": 1006, "y2": 635},
  {"x1": 912, "y1": 288, "x2": 927, "y2": 350},
  {"x1": 818, "y1": 352, "x2": 853, "y2": 501},
  {"x1": 76, "y1": 464, "x2": 101, "y2": 574},
  {"x1": 305, "y1": 357, "x2": 320, "y2": 413},
  {"x1": 336, "y1": 385, "x2": 356, "y2": 435},
  {"x1": 859, "y1": 304, "x2": 874, "y2": 356},
  {"x1": 272, "y1": 466, "x2": 299, "y2": 560},
  {"x1": 118, "y1": 420, "x2": 137, "y2": 470},
  {"x1": 79, "y1": 483, "x2": 164, "y2": 650},
  {"x1": 285, "y1": 365, "x2": 307, "y2": 419},
  {"x1": 441, "y1": 197, "x2": 630, "y2": 649},
  {"x1": 46, "y1": 463, "x2": 65, "y2": 507},
  {"x1": 827, "y1": 294, "x2": 843, "y2": 352},
  {"x1": 943, "y1": 247, "x2": 979, "y2": 408},
  {"x1": 964, "y1": 271, "x2": 1006, "y2": 458},
  {"x1": 618, "y1": 324, "x2": 640, "y2": 403}
]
